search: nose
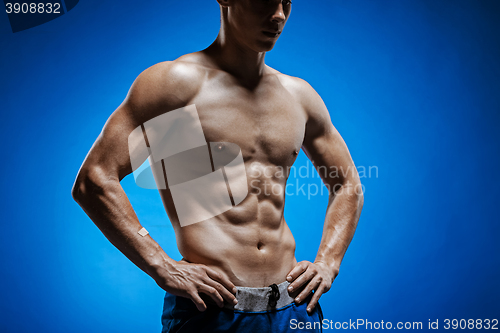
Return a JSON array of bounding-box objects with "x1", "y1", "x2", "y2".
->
[{"x1": 271, "y1": 2, "x2": 286, "y2": 23}]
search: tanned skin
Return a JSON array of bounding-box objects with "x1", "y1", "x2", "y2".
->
[{"x1": 72, "y1": 0, "x2": 363, "y2": 315}]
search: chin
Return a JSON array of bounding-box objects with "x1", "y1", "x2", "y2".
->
[{"x1": 256, "y1": 40, "x2": 278, "y2": 52}]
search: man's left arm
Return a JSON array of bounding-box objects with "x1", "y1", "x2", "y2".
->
[{"x1": 286, "y1": 80, "x2": 364, "y2": 313}]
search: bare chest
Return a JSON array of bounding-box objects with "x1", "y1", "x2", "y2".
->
[{"x1": 189, "y1": 78, "x2": 306, "y2": 167}]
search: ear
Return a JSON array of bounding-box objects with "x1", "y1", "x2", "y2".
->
[{"x1": 216, "y1": 0, "x2": 231, "y2": 8}]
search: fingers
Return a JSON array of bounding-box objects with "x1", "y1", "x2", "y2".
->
[
  {"x1": 286, "y1": 261, "x2": 331, "y2": 314},
  {"x1": 286, "y1": 261, "x2": 308, "y2": 283},
  {"x1": 188, "y1": 291, "x2": 207, "y2": 312},
  {"x1": 307, "y1": 285, "x2": 325, "y2": 314},
  {"x1": 295, "y1": 275, "x2": 322, "y2": 305},
  {"x1": 170, "y1": 262, "x2": 239, "y2": 311},
  {"x1": 203, "y1": 277, "x2": 238, "y2": 306},
  {"x1": 198, "y1": 284, "x2": 225, "y2": 308},
  {"x1": 288, "y1": 263, "x2": 316, "y2": 295},
  {"x1": 205, "y1": 268, "x2": 237, "y2": 294},
  {"x1": 195, "y1": 267, "x2": 238, "y2": 309}
]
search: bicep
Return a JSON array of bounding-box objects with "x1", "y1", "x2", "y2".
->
[{"x1": 301, "y1": 88, "x2": 358, "y2": 190}]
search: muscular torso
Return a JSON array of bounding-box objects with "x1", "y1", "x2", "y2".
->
[{"x1": 155, "y1": 54, "x2": 307, "y2": 287}]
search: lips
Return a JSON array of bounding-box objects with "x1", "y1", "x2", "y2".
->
[{"x1": 263, "y1": 31, "x2": 281, "y2": 38}]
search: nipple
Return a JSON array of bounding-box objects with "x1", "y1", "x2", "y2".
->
[{"x1": 216, "y1": 143, "x2": 225, "y2": 152}]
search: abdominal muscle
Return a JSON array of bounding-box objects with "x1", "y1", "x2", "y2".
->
[{"x1": 160, "y1": 172, "x2": 298, "y2": 288}]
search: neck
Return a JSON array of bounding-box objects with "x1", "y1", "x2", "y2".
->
[{"x1": 203, "y1": 28, "x2": 267, "y2": 84}]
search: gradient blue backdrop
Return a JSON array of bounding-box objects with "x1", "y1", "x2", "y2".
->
[{"x1": 1, "y1": 1, "x2": 499, "y2": 332}]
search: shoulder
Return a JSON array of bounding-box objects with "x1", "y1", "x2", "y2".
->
[
  {"x1": 124, "y1": 56, "x2": 208, "y2": 123},
  {"x1": 268, "y1": 67, "x2": 331, "y2": 127}
]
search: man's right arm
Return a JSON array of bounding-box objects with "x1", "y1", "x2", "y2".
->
[{"x1": 71, "y1": 61, "x2": 237, "y2": 311}]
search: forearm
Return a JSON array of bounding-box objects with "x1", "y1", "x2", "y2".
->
[
  {"x1": 72, "y1": 175, "x2": 174, "y2": 282},
  {"x1": 315, "y1": 181, "x2": 364, "y2": 274}
]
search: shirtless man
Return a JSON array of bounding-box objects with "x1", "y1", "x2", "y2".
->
[{"x1": 72, "y1": 0, "x2": 363, "y2": 331}]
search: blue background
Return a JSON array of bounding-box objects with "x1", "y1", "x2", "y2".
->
[{"x1": 1, "y1": 0, "x2": 499, "y2": 332}]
